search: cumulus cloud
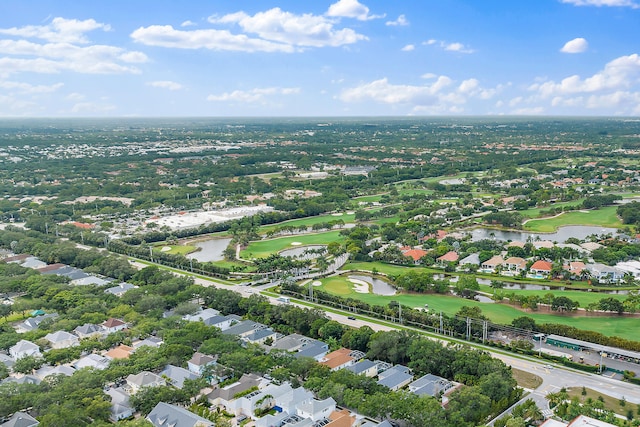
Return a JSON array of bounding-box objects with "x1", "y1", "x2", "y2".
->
[
  {"x1": 530, "y1": 54, "x2": 640, "y2": 97},
  {"x1": 326, "y1": 0, "x2": 384, "y2": 21},
  {"x1": 560, "y1": 37, "x2": 588, "y2": 53},
  {"x1": 401, "y1": 44, "x2": 415, "y2": 52},
  {"x1": 207, "y1": 87, "x2": 300, "y2": 103},
  {"x1": 0, "y1": 18, "x2": 147, "y2": 77},
  {"x1": 0, "y1": 17, "x2": 111, "y2": 44},
  {"x1": 131, "y1": 25, "x2": 295, "y2": 52},
  {"x1": 135, "y1": 6, "x2": 368, "y2": 52},
  {"x1": 339, "y1": 75, "x2": 501, "y2": 113},
  {"x1": 560, "y1": 0, "x2": 639, "y2": 8},
  {"x1": 423, "y1": 39, "x2": 474, "y2": 54},
  {"x1": 147, "y1": 80, "x2": 183, "y2": 91},
  {"x1": 181, "y1": 20, "x2": 197, "y2": 27},
  {"x1": 386, "y1": 15, "x2": 409, "y2": 26},
  {"x1": 0, "y1": 80, "x2": 63, "y2": 94},
  {"x1": 208, "y1": 8, "x2": 368, "y2": 48}
]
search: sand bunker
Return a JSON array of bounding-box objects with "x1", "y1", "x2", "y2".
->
[
  {"x1": 160, "y1": 246, "x2": 172, "y2": 252},
  {"x1": 291, "y1": 242, "x2": 302, "y2": 246},
  {"x1": 349, "y1": 278, "x2": 370, "y2": 294},
  {"x1": 312, "y1": 280, "x2": 322, "y2": 287},
  {"x1": 331, "y1": 212, "x2": 344, "y2": 216}
]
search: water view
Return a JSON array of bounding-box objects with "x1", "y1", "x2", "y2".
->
[
  {"x1": 470, "y1": 225, "x2": 619, "y2": 243},
  {"x1": 348, "y1": 274, "x2": 397, "y2": 296},
  {"x1": 186, "y1": 238, "x2": 233, "y2": 262}
]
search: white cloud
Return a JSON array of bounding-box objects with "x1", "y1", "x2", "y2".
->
[
  {"x1": 421, "y1": 73, "x2": 438, "y2": 79},
  {"x1": 339, "y1": 76, "x2": 503, "y2": 114},
  {"x1": 181, "y1": 20, "x2": 197, "y2": 27},
  {"x1": 0, "y1": 17, "x2": 111, "y2": 44},
  {"x1": 444, "y1": 42, "x2": 474, "y2": 54},
  {"x1": 131, "y1": 25, "x2": 295, "y2": 53},
  {"x1": 423, "y1": 39, "x2": 474, "y2": 53},
  {"x1": 71, "y1": 101, "x2": 116, "y2": 114},
  {"x1": 207, "y1": 86, "x2": 300, "y2": 103},
  {"x1": 326, "y1": 0, "x2": 384, "y2": 21},
  {"x1": 530, "y1": 54, "x2": 640, "y2": 97},
  {"x1": 401, "y1": 44, "x2": 415, "y2": 52},
  {"x1": 561, "y1": 0, "x2": 639, "y2": 8},
  {"x1": 66, "y1": 92, "x2": 85, "y2": 101},
  {"x1": 560, "y1": 37, "x2": 588, "y2": 53},
  {"x1": 147, "y1": 80, "x2": 183, "y2": 91},
  {"x1": 207, "y1": 8, "x2": 368, "y2": 48},
  {"x1": 386, "y1": 15, "x2": 409, "y2": 26},
  {"x1": 0, "y1": 80, "x2": 63, "y2": 94},
  {"x1": 0, "y1": 18, "x2": 147, "y2": 78}
]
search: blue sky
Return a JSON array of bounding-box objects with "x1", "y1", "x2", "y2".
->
[{"x1": 1, "y1": 0, "x2": 639, "y2": 117}]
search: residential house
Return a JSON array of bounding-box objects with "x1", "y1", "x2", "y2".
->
[
  {"x1": 126, "y1": 371, "x2": 165, "y2": 394},
  {"x1": 344, "y1": 359, "x2": 378, "y2": 377},
  {"x1": 533, "y1": 240, "x2": 554, "y2": 250},
  {"x1": 104, "y1": 282, "x2": 136, "y2": 297},
  {"x1": 502, "y1": 257, "x2": 527, "y2": 275},
  {"x1": 204, "y1": 315, "x2": 234, "y2": 330},
  {"x1": 566, "y1": 261, "x2": 587, "y2": 279},
  {"x1": 294, "y1": 340, "x2": 329, "y2": 361},
  {"x1": 480, "y1": 255, "x2": 504, "y2": 273},
  {"x1": 73, "y1": 323, "x2": 103, "y2": 339},
  {"x1": 529, "y1": 260, "x2": 553, "y2": 277},
  {"x1": 221, "y1": 319, "x2": 267, "y2": 339},
  {"x1": 74, "y1": 353, "x2": 110, "y2": 370},
  {"x1": 585, "y1": 263, "x2": 625, "y2": 284},
  {"x1": 105, "y1": 387, "x2": 134, "y2": 422},
  {"x1": 319, "y1": 348, "x2": 363, "y2": 371},
  {"x1": 44, "y1": 330, "x2": 79, "y2": 349},
  {"x1": 104, "y1": 344, "x2": 134, "y2": 360},
  {"x1": 458, "y1": 253, "x2": 480, "y2": 269},
  {"x1": 207, "y1": 373, "x2": 263, "y2": 408},
  {"x1": 133, "y1": 336, "x2": 164, "y2": 349},
  {"x1": 580, "y1": 242, "x2": 602, "y2": 252},
  {"x1": 297, "y1": 397, "x2": 337, "y2": 422},
  {"x1": 377, "y1": 365, "x2": 413, "y2": 391},
  {"x1": 0, "y1": 354, "x2": 15, "y2": 371},
  {"x1": 540, "y1": 414, "x2": 617, "y2": 426},
  {"x1": 408, "y1": 373, "x2": 455, "y2": 398},
  {"x1": 271, "y1": 334, "x2": 315, "y2": 353},
  {"x1": 326, "y1": 409, "x2": 356, "y2": 427},
  {"x1": 35, "y1": 365, "x2": 75, "y2": 380},
  {"x1": 2, "y1": 375, "x2": 40, "y2": 386},
  {"x1": 244, "y1": 327, "x2": 277, "y2": 345},
  {"x1": 183, "y1": 308, "x2": 220, "y2": 323},
  {"x1": 436, "y1": 251, "x2": 459, "y2": 266},
  {"x1": 271, "y1": 383, "x2": 314, "y2": 415},
  {"x1": 102, "y1": 318, "x2": 127, "y2": 334},
  {"x1": 160, "y1": 365, "x2": 199, "y2": 389},
  {"x1": 401, "y1": 248, "x2": 428, "y2": 264},
  {"x1": 147, "y1": 402, "x2": 214, "y2": 427},
  {"x1": 19, "y1": 257, "x2": 46, "y2": 270},
  {"x1": 14, "y1": 313, "x2": 58, "y2": 334},
  {"x1": 0, "y1": 411, "x2": 39, "y2": 427},
  {"x1": 187, "y1": 352, "x2": 216, "y2": 375},
  {"x1": 9, "y1": 340, "x2": 41, "y2": 360},
  {"x1": 71, "y1": 275, "x2": 112, "y2": 286}
]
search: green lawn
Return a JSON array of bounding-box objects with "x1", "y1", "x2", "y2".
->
[
  {"x1": 519, "y1": 199, "x2": 586, "y2": 219},
  {"x1": 313, "y1": 274, "x2": 639, "y2": 340},
  {"x1": 241, "y1": 230, "x2": 343, "y2": 259},
  {"x1": 523, "y1": 206, "x2": 622, "y2": 232},
  {"x1": 352, "y1": 194, "x2": 386, "y2": 203}
]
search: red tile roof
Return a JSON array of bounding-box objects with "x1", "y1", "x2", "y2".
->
[
  {"x1": 437, "y1": 251, "x2": 459, "y2": 262},
  {"x1": 530, "y1": 260, "x2": 552, "y2": 271},
  {"x1": 403, "y1": 249, "x2": 428, "y2": 262}
]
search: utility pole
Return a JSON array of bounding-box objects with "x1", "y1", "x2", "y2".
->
[
  {"x1": 466, "y1": 317, "x2": 471, "y2": 341},
  {"x1": 439, "y1": 312, "x2": 443, "y2": 334}
]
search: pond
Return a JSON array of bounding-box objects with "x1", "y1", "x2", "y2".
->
[
  {"x1": 186, "y1": 238, "x2": 232, "y2": 262},
  {"x1": 348, "y1": 274, "x2": 397, "y2": 296},
  {"x1": 470, "y1": 225, "x2": 619, "y2": 243},
  {"x1": 279, "y1": 245, "x2": 327, "y2": 259}
]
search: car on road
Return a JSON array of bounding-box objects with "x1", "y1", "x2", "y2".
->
[
  {"x1": 347, "y1": 316, "x2": 356, "y2": 320},
  {"x1": 544, "y1": 364, "x2": 553, "y2": 369}
]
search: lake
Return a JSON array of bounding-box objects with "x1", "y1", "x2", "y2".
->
[
  {"x1": 349, "y1": 274, "x2": 397, "y2": 296},
  {"x1": 186, "y1": 238, "x2": 232, "y2": 262}
]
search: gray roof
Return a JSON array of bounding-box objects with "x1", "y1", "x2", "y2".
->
[
  {"x1": 377, "y1": 371, "x2": 413, "y2": 389},
  {"x1": 44, "y1": 330, "x2": 78, "y2": 344},
  {"x1": 72, "y1": 275, "x2": 111, "y2": 286},
  {"x1": 459, "y1": 252, "x2": 480, "y2": 265},
  {"x1": 221, "y1": 320, "x2": 264, "y2": 336},
  {"x1": 409, "y1": 373, "x2": 454, "y2": 397},
  {"x1": 378, "y1": 365, "x2": 410, "y2": 380},
  {"x1": 0, "y1": 411, "x2": 39, "y2": 427},
  {"x1": 147, "y1": 402, "x2": 214, "y2": 427},
  {"x1": 297, "y1": 397, "x2": 336, "y2": 416},
  {"x1": 295, "y1": 340, "x2": 329, "y2": 359},
  {"x1": 2, "y1": 375, "x2": 40, "y2": 385},
  {"x1": 188, "y1": 352, "x2": 215, "y2": 367},
  {"x1": 244, "y1": 328, "x2": 275, "y2": 342},
  {"x1": 160, "y1": 365, "x2": 199, "y2": 388},
  {"x1": 73, "y1": 323, "x2": 103, "y2": 336},
  {"x1": 74, "y1": 353, "x2": 110, "y2": 370},
  {"x1": 127, "y1": 371, "x2": 165, "y2": 387},
  {"x1": 104, "y1": 282, "x2": 136, "y2": 295},
  {"x1": 345, "y1": 359, "x2": 377, "y2": 375}
]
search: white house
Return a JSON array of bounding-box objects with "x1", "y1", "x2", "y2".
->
[
  {"x1": 126, "y1": 371, "x2": 165, "y2": 394},
  {"x1": 44, "y1": 330, "x2": 79, "y2": 349},
  {"x1": 9, "y1": 340, "x2": 41, "y2": 360}
]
